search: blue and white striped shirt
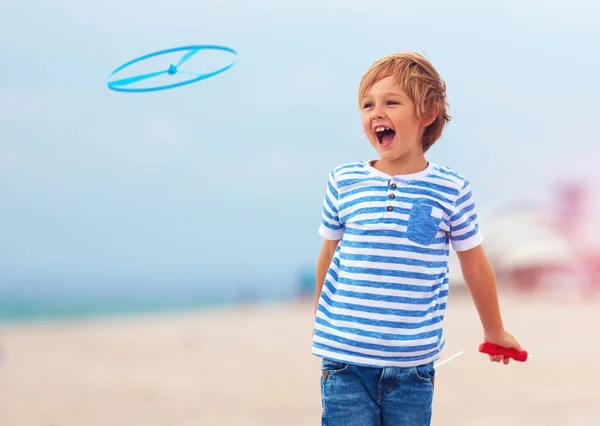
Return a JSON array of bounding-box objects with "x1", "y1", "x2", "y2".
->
[{"x1": 312, "y1": 160, "x2": 483, "y2": 367}]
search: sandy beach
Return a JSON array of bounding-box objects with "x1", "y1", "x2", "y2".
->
[{"x1": 0, "y1": 290, "x2": 599, "y2": 426}]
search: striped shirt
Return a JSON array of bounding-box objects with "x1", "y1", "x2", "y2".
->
[{"x1": 312, "y1": 160, "x2": 483, "y2": 367}]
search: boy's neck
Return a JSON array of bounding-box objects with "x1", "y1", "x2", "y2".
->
[{"x1": 371, "y1": 155, "x2": 429, "y2": 177}]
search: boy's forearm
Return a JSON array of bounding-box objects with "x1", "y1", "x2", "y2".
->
[
  {"x1": 460, "y1": 248, "x2": 505, "y2": 338},
  {"x1": 314, "y1": 253, "x2": 332, "y2": 315},
  {"x1": 465, "y1": 270, "x2": 505, "y2": 338}
]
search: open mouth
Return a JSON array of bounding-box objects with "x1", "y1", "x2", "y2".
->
[{"x1": 375, "y1": 126, "x2": 396, "y2": 147}]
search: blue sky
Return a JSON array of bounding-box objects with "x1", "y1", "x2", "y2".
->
[{"x1": 1, "y1": 0, "x2": 599, "y2": 285}]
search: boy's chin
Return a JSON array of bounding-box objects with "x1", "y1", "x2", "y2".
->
[
  {"x1": 377, "y1": 150, "x2": 412, "y2": 163},
  {"x1": 375, "y1": 147, "x2": 399, "y2": 158}
]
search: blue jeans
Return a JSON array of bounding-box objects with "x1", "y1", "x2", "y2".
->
[{"x1": 320, "y1": 358, "x2": 435, "y2": 426}]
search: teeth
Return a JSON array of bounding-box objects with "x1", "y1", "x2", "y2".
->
[{"x1": 375, "y1": 126, "x2": 391, "y2": 132}]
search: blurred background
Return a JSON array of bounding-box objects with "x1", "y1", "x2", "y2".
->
[{"x1": 1, "y1": 0, "x2": 599, "y2": 425}]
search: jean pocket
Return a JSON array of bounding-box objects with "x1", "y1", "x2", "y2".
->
[
  {"x1": 406, "y1": 201, "x2": 443, "y2": 245},
  {"x1": 322, "y1": 358, "x2": 350, "y2": 385},
  {"x1": 322, "y1": 358, "x2": 350, "y2": 373},
  {"x1": 414, "y1": 362, "x2": 436, "y2": 382}
]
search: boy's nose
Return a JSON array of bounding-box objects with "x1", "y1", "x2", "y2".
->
[{"x1": 371, "y1": 106, "x2": 385, "y2": 119}]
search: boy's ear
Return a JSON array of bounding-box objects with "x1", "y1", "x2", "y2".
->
[{"x1": 422, "y1": 102, "x2": 440, "y2": 127}]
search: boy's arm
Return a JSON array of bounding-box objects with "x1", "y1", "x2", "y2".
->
[
  {"x1": 314, "y1": 239, "x2": 340, "y2": 315},
  {"x1": 314, "y1": 169, "x2": 344, "y2": 315},
  {"x1": 449, "y1": 179, "x2": 522, "y2": 364},
  {"x1": 456, "y1": 244, "x2": 523, "y2": 363}
]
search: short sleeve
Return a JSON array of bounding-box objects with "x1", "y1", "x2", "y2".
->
[
  {"x1": 318, "y1": 171, "x2": 345, "y2": 240},
  {"x1": 449, "y1": 181, "x2": 484, "y2": 251}
]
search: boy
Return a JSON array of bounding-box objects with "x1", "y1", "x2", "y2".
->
[{"x1": 312, "y1": 52, "x2": 523, "y2": 426}]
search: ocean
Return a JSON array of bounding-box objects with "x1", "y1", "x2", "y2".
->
[{"x1": 0, "y1": 274, "x2": 298, "y2": 324}]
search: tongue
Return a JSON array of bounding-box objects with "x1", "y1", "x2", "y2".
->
[{"x1": 380, "y1": 132, "x2": 395, "y2": 147}]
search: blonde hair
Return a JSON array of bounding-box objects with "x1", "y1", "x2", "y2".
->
[{"x1": 358, "y1": 51, "x2": 451, "y2": 152}]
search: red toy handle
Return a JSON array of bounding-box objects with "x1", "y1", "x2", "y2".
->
[{"x1": 479, "y1": 342, "x2": 528, "y2": 362}]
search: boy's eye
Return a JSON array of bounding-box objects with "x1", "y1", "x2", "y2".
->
[
  {"x1": 387, "y1": 101, "x2": 399, "y2": 105},
  {"x1": 363, "y1": 102, "x2": 373, "y2": 109}
]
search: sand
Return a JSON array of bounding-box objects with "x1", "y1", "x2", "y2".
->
[{"x1": 0, "y1": 290, "x2": 599, "y2": 426}]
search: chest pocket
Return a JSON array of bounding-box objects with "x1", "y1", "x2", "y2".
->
[{"x1": 406, "y1": 200, "x2": 445, "y2": 245}]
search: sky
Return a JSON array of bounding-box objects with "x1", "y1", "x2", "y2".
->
[{"x1": 1, "y1": 0, "x2": 599, "y2": 287}]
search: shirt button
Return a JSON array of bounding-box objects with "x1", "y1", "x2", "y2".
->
[
  {"x1": 391, "y1": 183, "x2": 397, "y2": 189},
  {"x1": 389, "y1": 194, "x2": 395, "y2": 199},
  {"x1": 387, "y1": 206, "x2": 393, "y2": 212}
]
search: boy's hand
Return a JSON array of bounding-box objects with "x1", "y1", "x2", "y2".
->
[{"x1": 483, "y1": 330, "x2": 522, "y2": 365}]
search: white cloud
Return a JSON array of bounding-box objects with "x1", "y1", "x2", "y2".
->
[
  {"x1": 0, "y1": 91, "x2": 72, "y2": 125},
  {"x1": 139, "y1": 115, "x2": 190, "y2": 150},
  {"x1": 254, "y1": 147, "x2": 311, "y2": 176},
  {"x1": 475, "y1": 83, "x2": 521, "y2": 109}
]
